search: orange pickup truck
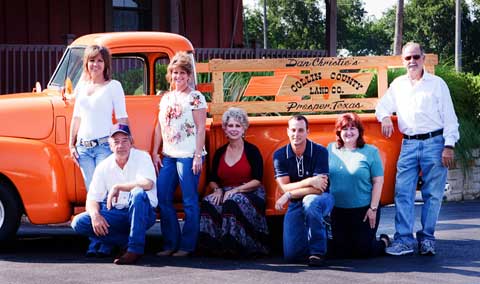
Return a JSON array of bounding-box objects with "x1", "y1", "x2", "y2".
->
[{"x1": 0, "y1": 32, "x2": 439, "y2": 241}]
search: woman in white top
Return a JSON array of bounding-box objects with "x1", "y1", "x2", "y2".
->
[
  {"x1": 153, "y1": 51, "x2": 207, "y2": 257},
  {"x1": 68, "y1": 45, "x2": 128, "y2": 257}
]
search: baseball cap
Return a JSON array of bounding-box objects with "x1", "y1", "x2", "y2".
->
[{"x1": 110, "y1": 123, "x2": 131, "y2": 137}]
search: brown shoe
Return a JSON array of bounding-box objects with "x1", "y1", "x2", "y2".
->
[{"x1": 113, "y1": 252, "x2": 142, "y2": 265}]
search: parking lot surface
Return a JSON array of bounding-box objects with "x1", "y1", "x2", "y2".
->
[{"x1": 0, "y1": 200, "x2": 479, "y2": 284}]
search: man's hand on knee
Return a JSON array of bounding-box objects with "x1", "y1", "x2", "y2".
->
[{"x1": 91, "y1": 212, "x2": 110, "y2": 236}]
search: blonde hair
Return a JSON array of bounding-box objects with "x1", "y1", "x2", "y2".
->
[
  {"x1": 166, "y1": 51, "x2": 194, "y2": 89},
  {"x1": 83, "y1": 45, "x2": 112, "y2": 81}
]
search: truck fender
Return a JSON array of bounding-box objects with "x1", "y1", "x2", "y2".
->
[{"x1": 0, "y1": 137, "x2": 71, "y2": 224}]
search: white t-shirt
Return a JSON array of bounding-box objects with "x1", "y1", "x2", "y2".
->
[
  {"x1": 158, "y1": 90, "x2": 207, "y2": 157},
  {"x1": 87, "y1": 148, "x2": 158, "y2": 208},
  {"x1": 73, "y1": 79, "x2": 128, "y2": 140}
]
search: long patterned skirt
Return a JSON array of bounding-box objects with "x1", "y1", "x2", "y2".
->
[{"x1": 198, "y1": 186, "x2": 269, "y2": 257}]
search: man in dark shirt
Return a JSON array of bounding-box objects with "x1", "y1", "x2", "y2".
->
[{"x1": 273, "y1": 115, "x2": 334, "y2": 266}]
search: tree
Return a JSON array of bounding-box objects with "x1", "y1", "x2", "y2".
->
[
  {"x1": 393, "y1": 0, "x2": 404, "y2": 55},
  {"x1": 378, "y1": 0, "x2": 480, "y2": 73},
  {"x1": 336, "y1": 0, "x2": 391, "y2": 55},
  {"x1": 244, "y1": 0, "x2": 326, "y2": 50},
  {"x1": 243, "y1": 0, "x2": 390, "y2": 55}
]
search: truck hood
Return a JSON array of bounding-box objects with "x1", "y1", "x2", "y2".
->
[{"x1": 0, "y1": 93, "x2": 54, "y2": 139}]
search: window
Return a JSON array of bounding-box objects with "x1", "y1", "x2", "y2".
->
[
  {"x1": 154, "y1": 55, "x2": 170, "y2": 95},
  {"x1": 112, "y1": 0, "x2": 152, "y2": 31},
  {"x1": 49, "y1": 47, "x2": 85, "y2": 90},
  {"x1": 112, "y1": 56, "x2": 146, "y2": 95}
]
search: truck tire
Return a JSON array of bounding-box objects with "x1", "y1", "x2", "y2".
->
[{"x1": 0, "y1": 181, "x2": 22, "y2": 241}]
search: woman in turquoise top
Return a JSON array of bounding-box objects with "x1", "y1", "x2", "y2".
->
[{"x1": 327, "y1": 113, "x2": 390, "y2": 258}]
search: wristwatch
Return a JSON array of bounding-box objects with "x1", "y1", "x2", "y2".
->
[
  {"x1": 369, "y1": 206, "x2": 378, "y2": 212},
  {"x1": 286, "y1": 192, "x2": 292, "y2": 200}
]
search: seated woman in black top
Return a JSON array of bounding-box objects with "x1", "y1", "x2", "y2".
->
[{"x1": 198, "y1": 107, "x2": 269, "y2": 257}]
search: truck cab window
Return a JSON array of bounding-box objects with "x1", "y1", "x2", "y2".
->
[
  {"x1": 112, "y1": 56, "x2": 146, "y2": 95},
  {"x1": 48, "y1": 47, "x2": 84, "y2": 90},
  {"x1": 154, "y1": 56, "x2": 170, "y2": 96}
]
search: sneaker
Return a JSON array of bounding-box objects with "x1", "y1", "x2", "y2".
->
[
  {"x1": 385, "y1": 242, "x2": 415, "y2": 256},
  {"x1": 308, "y1": 254, "x2": 326, "y2": 267},
  {"x1": 419, "y1": 239, "x2": 436, "y2": 256},
  {"x1": 156, "y1": 249, "x2": 175, "y2": 257},
  {"x1": 172, "y1": 250, "x2": 190, "y2": 257}
]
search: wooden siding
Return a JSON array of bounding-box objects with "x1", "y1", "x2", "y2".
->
[{"x1": 0, "y1": 0, "x2": 243, "y2": 48}]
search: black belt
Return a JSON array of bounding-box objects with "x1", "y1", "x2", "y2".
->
[
  {"x1": 403, "y1": 129, "x2": 443, "y2": 140},
  {"x1": 79, "y1": 136, "x2": 109, "y2": 148}
]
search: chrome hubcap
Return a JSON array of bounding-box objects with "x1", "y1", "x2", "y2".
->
[{"x1": 0, "y1": 200, "x2": 4, "y2": 228}]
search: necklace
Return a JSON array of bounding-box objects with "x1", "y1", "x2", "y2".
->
[{"x1": 296, "y1": 155, "x2": 304, "y2": 178}]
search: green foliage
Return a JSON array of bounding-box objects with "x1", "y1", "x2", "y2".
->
[
  {"x1": 336, "y1": 0, "x2": 391, "y2": 55},
  {"x1": 435, "y1": 66, "x2": 480, "y2": 170},
  {"x1": 155, "y1": 64, "x2": 168, "y2": 93},
  {"x1": 112, "y1": 68, "x2": 144, "y2": 95},
  {"x1": 378, "y1": 0, "x2": 480, "y2": 74},
  {"x1": 244, "y1": 0, "x2": 325, "y2": 49}
]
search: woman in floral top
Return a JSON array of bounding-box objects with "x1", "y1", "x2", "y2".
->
[{"x1": 153, "y1": 51, "x2": 207, "y2": 257}]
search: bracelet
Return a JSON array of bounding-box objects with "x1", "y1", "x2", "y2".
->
[
  {"x1": 286, "y1": 192, "x2": 292, "y2": 200},
  {"x1": 369, "y1": 206, "x2": 378, "y2": 212},
  {"x1": 194, "y1": 154, "x2": 202, "y2": 158}
]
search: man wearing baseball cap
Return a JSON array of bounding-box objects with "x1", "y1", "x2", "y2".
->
[{"x1": 71, "y1": 123, "x2": 158, "y2": 265}]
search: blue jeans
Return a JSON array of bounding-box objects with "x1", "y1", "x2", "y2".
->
[
  {"x1": 76, "y1": 141, "x2": 113, "y2": 253},
  {"x1": 157, "y1": 156, "x2": 201, "y2": 252},
  {"x1": 76, "y1": 142, "x2": 112, "y2": 190},
  {"x1": 394, "y1": 135, "x2": 447, "y2": 245},
  {"x1": 71, "y1": 188, "x2": 156, "y2": 254},
  {"x1": 283, "y1": 193, "x2": 335, "y2": 262}
]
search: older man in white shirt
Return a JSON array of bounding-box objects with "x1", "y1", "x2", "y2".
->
[
  {"x1": 71, "y1": 123, "x2": 157, "y2": 265},
  {"x1": 375, "y1": 42, "x2": 459, "y2": 256}
]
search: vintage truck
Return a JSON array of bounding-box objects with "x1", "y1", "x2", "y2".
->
[{"x1": 0, "y1": 32, "x2": 439, "y2": 241}]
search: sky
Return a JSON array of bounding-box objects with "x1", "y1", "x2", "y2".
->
[{"x1": 244, "y1": 0, "x2": 399, "y2": 19}]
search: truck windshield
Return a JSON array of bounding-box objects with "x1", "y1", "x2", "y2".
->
[{"x1": 48, "y1": 47, "x2": 85, "y2": 90}]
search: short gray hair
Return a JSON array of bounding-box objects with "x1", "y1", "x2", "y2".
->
[
  {"x1": 402, "y1": 42, "x2": 425, "y2": 55},
  {"x1": 222, "y1": 107, "x2": 249, "y2": 130}
]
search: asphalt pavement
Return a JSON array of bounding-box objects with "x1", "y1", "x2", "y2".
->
[{"x1": 0, "y1": 200, "x2": 479, "y2": 284}]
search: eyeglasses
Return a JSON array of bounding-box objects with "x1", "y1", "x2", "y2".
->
[{"x1": 404, "y1": 54, "x2": 421, "y2": 61}]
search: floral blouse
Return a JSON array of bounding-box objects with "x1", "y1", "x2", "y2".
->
[{"x1": 158, "y1": 90, "x2": 207, "y2": 158}]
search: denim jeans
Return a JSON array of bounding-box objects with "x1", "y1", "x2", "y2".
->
[
  {"x1": 76, "y1": 142, "x2": 112, "y2": 190},
  {"x1": 157, "y1": 156, "x2": 201, "y2": 252},
  {"x1": 283, "y1": 193, "x2": 335, "y2": 262},
  {"x1": 71, "y1": 188, "x2": 156, "y2": 254},
  {"x1": 393, "y1": 135, "x2": 447, "y2": 245},
  {"x1": 76, "y1": 141, "x2": 113, "y2": 253}
]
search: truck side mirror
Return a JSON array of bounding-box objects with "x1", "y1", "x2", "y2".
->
[
  {"x1": 62, "y1": 77, "x2": 74, "y2": 101},
  {"x1": 33, "y1": 82, "x2": 42, "y2": 93}
]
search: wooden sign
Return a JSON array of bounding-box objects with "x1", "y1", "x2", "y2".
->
[
  {"x1": 208, "y1": 98, "x2": 378, "y2": 115},
  {"x1": 200, "y1": 54, "x2": 438, "y2": 119},
  {"x1": 277, "y1": 70, "x2": 374, "y2": 99}
]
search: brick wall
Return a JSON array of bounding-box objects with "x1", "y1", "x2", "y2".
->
[{"x1": 446, "y1": 149, "x2": 480, "y2": 201}]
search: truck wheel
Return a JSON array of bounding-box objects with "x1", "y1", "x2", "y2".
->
[{"x1": 0, "y1": 182, "x2": 22, "y2": 241}]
